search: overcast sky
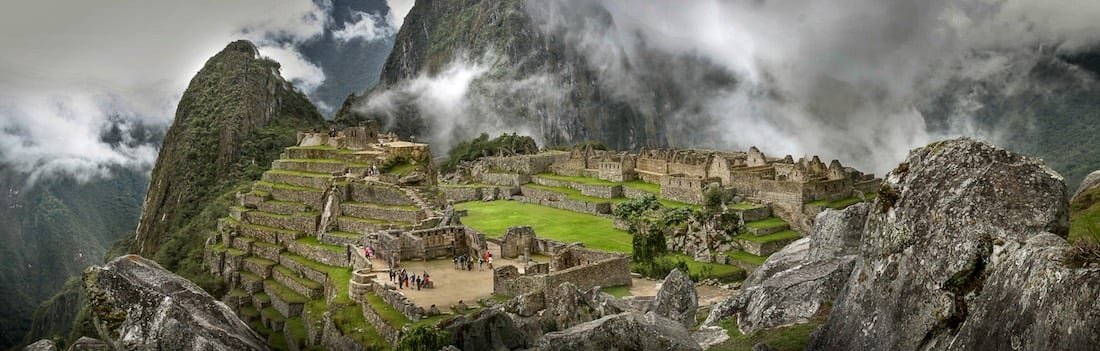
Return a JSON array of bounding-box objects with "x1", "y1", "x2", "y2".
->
[{"x1": 0, "y1": 0, "x2": 411, "y2": 184}]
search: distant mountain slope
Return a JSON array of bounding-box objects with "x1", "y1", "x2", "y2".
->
[
  {"x1": 335, "y1": 0, "x2": 734, "y2": 151},
  {"x1": 299, "y1": 0, "x2": 395, "y2": 116},
  {"x1": 131, "y1": 40, "x2": 324, "y2": 282},
  {"x1": 0, "y1": 166, "x2": 146, "y2": 348}
]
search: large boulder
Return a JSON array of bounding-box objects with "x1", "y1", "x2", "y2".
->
[
  {"x1": 441, "y1": 308, "x2": 532, "y2": 351},
  {"x1": 648, "y1": 269, "x2": 698, "y2": 328},
  {"x1": 82, "y1": 255, "x2": 268, "y2": 351},
  {"x1": 704, "y1": 203, "x2": 868, "y2": 334},
  {"x1": 809, "y1": 138, "x2": 1100, "y2": 350},
  {"x1": 504, "y1": 290, "x2": 546, "y2": 317},
  {"x1": 533, "y1": 312, "x2": 702, "y2": 351},
  {"x1": 22, "y1": 340, "x2": 57, "y2": 351},
  {"x1": 543, "y1": 282, "x2": 601, "y2": 330},
  {"x1": 1073, "y1": 169, "x2": 1100, "y2": 200}
]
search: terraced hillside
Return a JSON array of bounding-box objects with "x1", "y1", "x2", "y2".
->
[{"x1": 204, "y1": 143, "x2": 437, "y2": 350}]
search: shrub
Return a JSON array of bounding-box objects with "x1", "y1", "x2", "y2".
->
[
  {"x1": 441, "y1": 133, "x2": 539, "y2": 172},
  {"x1": 397, "y1": 325, "x2": 452, "y2": 351},
  {"x1": 1063, "y1": 239, "x2": 1100, "y2": 268},
  {"x1": 614, "y1": 194, "x2": 662, "y2": 221}
]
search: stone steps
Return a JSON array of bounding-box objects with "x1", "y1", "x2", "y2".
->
[
  {"x1": 223, "y1": 288, "x2": 250, "y2": 311},
  {"x1": 272, "y1": 158, "x2": 349, "y2": 174},
  {"x1": 341, "y1": 202, "x2": 423, "y2": 223},
  {"x1": 238, "y1": 223, "x2": 305, "y2": 246},
  {"x1": 400, "y1": 187, "x2": 437, "y2": 219},
  {"x1": 274, "y1": 265, "x2": 324, "y2": 299},
  {"x1": 262, "y1": 170, "x2": 335, "y2": 190},
  {"x1": 744, "y1": 218, "x2": 791, "y2": 236},
  {"x1": 252, "y1": 292, "x2": 272, "y2": 310},
  {"x1": 283, "y1": 317, "x2": 310, "y2": 351},
  {"x1": 231, "y1": 236, "x2": 256, "y2": 254},
  {"x1": 283, "y1": 147, "x2": 342, "y2": 160},
  {"x1": 257, "y1": 199, "x2": 311, "y2": 216},
  {"x1": 244, "y1": 257, "x2": 278, "y2": 279},
  {"x1": 251, "y1": 241, "x2": 286, "y2": 262},
  {"x1": 261, "y1": 306, "x2": 287, "y2": 332},
  {"x1": 244, "y1": 210, "x2": 319, "y2": 235},
  {"x1": 238, "y1": 306, "x2": 261, "y2": 324},
  {"x1": 239, "y1": 191, "x2": 270, "y2": 208},
  {"x1": 260, "y1": 182, "x2": 326, "y2": 210},
  {"x1": 239, "y1": 271, "x2": 265, "y2": 294},
  {"x1": 336, "y1": 216, "x2": 406, "y2": 235},
  {"x1": 264, "y1": 279, "x2": 308, "y2": 318},
  {"x1": 348, "y1": 269, "x2": 376, "y2": 302},
  {"x1": 287, "y1": 237, "x2": 349, "y2": 267},
  {"x1": 279, "y1": 252, "x2": 336, "y2": 285},
  {"x1": 320, "y1": 231, "x2": 362, "y2": 246},
  {"x1": 224, "y1": 248, "x2": 248, "y2": 273}
]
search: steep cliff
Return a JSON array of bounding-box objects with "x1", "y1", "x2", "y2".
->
[
  {"x1": 807, "y1": 138, "x2": 1100, "y2": 350},
  {"x1": 131, "y1": 40, "x2": 324, "y2": 280}
]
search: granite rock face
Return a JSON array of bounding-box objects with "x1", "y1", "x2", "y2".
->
[
  {"x1": 533, "y1": 312, "x2": 702, "y2": 351},
  {"x1": 21, "y1": 339, "x2": 57, "y2": 351},
  {"x1": 704, "y1": 203, "x2": 867, "y2": 335},
  {"x1": 648, "y1": 269, "x2": 698, "y2": 328},
  {"x1": 808, "y1": 138, "x2": 1100, "y2": 350},
  {"x1": 442, "y1": 308, "x2": 532, "y2": 351},
  {"x1": 82, "y1": 255, "x2": 268, "y2": 351}
]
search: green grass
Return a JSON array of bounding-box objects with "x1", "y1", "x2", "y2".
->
[
  {"x1": 296, "y1": 236, "x2": 346, "y2": 255},
  {"x1": 288, "y1": 145, "x2": 337, "y2": 150},
  {"x1": 744, "y1": 217, "x2": 788, "y2": 231},
  {"x1": 727, "y1": 251, "x2": 768, "y2": 266},
  {"x1": 331, "y1": 303, "x2": 390, "y2": 350},
  {"x1": 737, "y1": 230, "x2": 801, "y2": 244},
  {"x1": 262, "y1": 306, "x2": 287, "y2": 323},
  {"x1": 602, "y1": 285, "x2": 632, "y2": 298},
  {"x1": 275, "y1": 265, "x2": 323, "y2": 289},
  {"x1": 388, "y1": 162, "x2": 418, "y2": 176},
  {"x1": 712, "y1": 318, "x2": 823, "y2": 351},
  {"x1": 666, "y1": 253, "x2": 746, "y2": 281},
  {"x1": 255, "y1": 180, "x2": 322, "y2": 192},
  {"x1": 343, "y1": 201, "x2": 420, "y2": 211},
  {"x1": 265, "y1": 279, "x2": 309, "y2": 304},
  {"x1": 239, "y1": 305, "x2": 260, "y2": 320},
  {"x1": 536, "y1": 173, "x2": 619, "y2": 186},
  {"x1": 366, "y1": 292, "x2": 412, "y2": 328},
  {"x1": 244, "y1": 256, "x2": 276, "y2": 267},
  {"x1": 622, "y1": 179, "x2": 660, "y2": 194},
  {"x1": 1071, "y1": 186, "x2": 1100, "y2": 242},
  {"x1": 285, "y1": 317, "x2": 309, "y2": 345},
  {"x1": 266, "y1": 169, "x2": 333, "y2": 178},
  {"x1": 456, "y1": 201, "x2": 632, "y2": 253},
  {"x1": 808, "y1": 194, "x2": 874, "y2": 210},
  {"x1": 728, "y1": 202, "x2": 765, "y2": 210},
  {"x1": 326, "y1": 231, "x2": 363, "y2": 241},
  {"x1": 281, "y1": 157, "x2": 345, "y2": 164}
]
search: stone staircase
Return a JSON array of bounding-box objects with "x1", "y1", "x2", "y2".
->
[{"x1": 204, "y1": 146, "x2": 431, "y2": 350}]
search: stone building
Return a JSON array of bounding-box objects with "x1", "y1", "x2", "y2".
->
[{"x1": 492, "y1": 227, "x2": 631, "y2": 300}]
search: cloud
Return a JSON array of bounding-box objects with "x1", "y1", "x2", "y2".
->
[
  {"x1": 386, "y1": 0, "x2": 416, "y2": 30},
  {"x1": 333, "y1": 11, "x2": 396, "y2": 43},
  {"x1": 357, "y1": 56, "x2": 555, "y2": 151},
  {"x1": 0, "y1": 0, "x2": 334, "y2": 184},
  {"x1": 522, "y1": 0, "x2": 1100, "y2": 173}
]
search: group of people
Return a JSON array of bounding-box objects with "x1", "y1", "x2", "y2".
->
[
  {"x1": 389, "y1": 268, "x2": 431, "y2": 291},
  {"x1": 453, "y1": 250, "x2": 494, "y2": 271}
]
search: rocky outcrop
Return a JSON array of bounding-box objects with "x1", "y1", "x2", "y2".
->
[
  {"x1": 82, "y1": 255, "x2": 268, "y2": 351},
  {"x1": 809, "y1": 138, "x2": 1098, "y2": 350},
  {"x1": 704, "y1": 203, "x2": 868, "y2": 335},
  {"x1": 441, "y1": 308, "x2": 533, "y2": 351},
  {"x1": 21, "y1": 339, "x2": 57, "y2": 351},
  {"x1": 649, "y1": 269, "x2": 697, "y2": 328},
  {"x1": 533, "y1": 312, "x2": 702, "y2": 351},
  {"x1": 64, "y1": 337, "x2": 109, "y2": 351},
  {"x1": 1073, "y1": 170, "x2": 1100, "y2": 200},
  {"x1": 504, "y1": 290, "x2": 546, "y2": 317}
]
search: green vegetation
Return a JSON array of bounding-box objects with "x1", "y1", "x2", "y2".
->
[
  {"x1": 601, "y1": 285, "x2": 633, "y2": 298},
  {"x1": 549, "y1": 140, "x2": 608, "y2": 151},
  {"x1": 526, "y1": 184, "x2": 618, "y2": 204},
  {"x1": 265, "y1": 280, "x2": 309, "y2": 304},
  {"x1": 622, "y1": 179, "x2": 660, "y2": 194},
  {"x1": 365, "y1": 292, "x2": 412, "y2": 328},
  {"x1": 456, "y1": 201, "x2": 632, "y2": 253},
  {"x1": 296, "y1": 236, "x2": 346, "y2": 255},
  {"x1": 536, "y1": 173, "x2": 619, "y2": 186},
  {"x1": 665, "y1": 253, "x2": 747, "y2": 282},
  {"x1": 613, "y1": 195, "x2": 662, "y2": 221},
  {"x1": 397, "y1": 325, "x2": 451, "y2": 351},
  {"x1": 744, "y1": 218, "x2": 788, "y2": 231},
  {"x1": 736, "y1": 230, "x2": 801, "y2": 244},
  {"x1": 712, "y1": 318, "x2": 823, "y2": 351},
  {"x1": 808, "y1": 194, "x2": 875, "y2": 210},
  {"x1": 330, "y1": 303, "x2": 389, "y2": 350},
  {"x1": 1071, "y1": 185, "x2": 1100, "y2": 243},
  {"x1": 441, "y1": 133, "x2": 539, "y2": 172},
  {"x1": 727, "y1": 251, "x2": 768, "y2": 266}
]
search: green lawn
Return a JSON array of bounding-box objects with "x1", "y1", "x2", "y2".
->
[
  {"x1": 726, "y1": 250, "x2": 768, "y2": 266},
  {"x1": 602, "y1": 285, "x2": 632, "y2": 298},
  {"x1": 536, "y1": 173, "x2": 619, "y2": 186},
  {"x1": 736, "y1": 230, "x2": 801, "y2": 244},
  {"x1": 1071, "y1": 186, "x2": 1100, "y2": 242},
  {"x1": 712, "y1": 318, "x2": 822, "y2": 351},
  {"x1": 621, "y1": 179, "x2": 660, "y2": 194},
  {"x1": 456, "y1": 201, "x2": 632, "y2": 253},
  {"x1": 665, "y1": 253, "x2": 746, "y2": 281},
  {"x1": 744, "y1": 217, "x2": 788, "y2": 231},
  {"x1": 526, "y1": 184, "x2": 624, "y2": 204}
]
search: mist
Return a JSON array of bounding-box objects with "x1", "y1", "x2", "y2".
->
[{"x1": 356, "y1": 0, "x2": 1100, "y2": 175}]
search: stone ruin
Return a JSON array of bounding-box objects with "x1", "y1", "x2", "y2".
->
[{"x1": 492, "y1": 226, "x2": 632, "y2": 301}]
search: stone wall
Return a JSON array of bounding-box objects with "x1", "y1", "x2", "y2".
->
[
  {"x1": 272, "y1": 159, "x2": 348, "y2": 174},
  {"x1": 542, "y1": 256, "x2": 631, "y2": 300},
  {"x1": 622, "y1": 187, "x2": 656, "y2": 200},
  {"x1": 493, "y1": 265, "x2": 547, "y2": 297},
  {"x1": 341, "y1": 203, "x2": 422, "y2": 224},
  {"x1": 660, "y1": 176, "x2": 710, "y2": 205},
  {"x1": 262, "y1": 171, "x2": 333, "y2": 190},
  {"x1": 244, "y1": 211, "x2": 319, "y2": 235},
  {"x1": 481, "y1": 152, "x2": 568, "y2": 175},
  {"x1": 478, "y1": 172, "x2": 531, "y2": 186},
  {"x1": 499, "y1": 226, "x2": 537, "y2": 259},
  {"x1": 520, "y1": 185, "x2": 613, "y2": 215},
  {"x1": 531, "y1": 176, "x2": 623, "y2": 199},
  {"x1": 347, "y1": 182, "x2": 412, "y2": 206},
  {"x1": 287, "y1": 239, "x2": 350, "y2": 267},
  {"x1": 440, "y1": 186, "x2": 482, "y2": 203}
]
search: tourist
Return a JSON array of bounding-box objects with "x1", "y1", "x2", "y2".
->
[
  {"x1": 416, "y1": 276, "x2": 422, "y2": 290},
  {"x1": 388, "y1": 269, "x2": 395, "y2": 283},
  {"x1": 455, "y1": 300, "x2": 468, "y2": 313},
  {"x1": 478, "y1": 256, "x2": 483, "y2": 271},
  {"x1": 453, "y1": 256, "x2": 458, "y2": 269},
  {"x1": 488, "y1": 255, "x2": 494, "y2": 270},
  {"x1": 428, "y1": 304, "x2": 440, "y2": 316},
  {"x1": 467, "y1": 259, "x2": 473, "y2": 271}
]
